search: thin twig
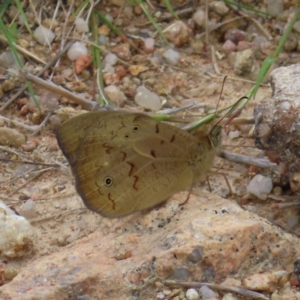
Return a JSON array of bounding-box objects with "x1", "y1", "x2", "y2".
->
[
  {"x1": 7, "y1": 168, "x2": 51, "y2": 197},
  {"x1": 0, "y1": 41, "x2": 75, "y2": 111},
  {"x1": 25, "y1": 73, "x2": 98, "y2": 110},
  {"x1": 228, "y1": 5, "x2": 272, "y2": 41},
  {"x1": 218, "y1": 150, "x2": 277, "y2": 169}
]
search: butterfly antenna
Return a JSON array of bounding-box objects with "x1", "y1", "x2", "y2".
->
[{"x1": 208, "y1": 76, "x2": 228, "y2": 148}]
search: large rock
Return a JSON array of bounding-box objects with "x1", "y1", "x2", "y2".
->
[
  {"x1": 253, "y1": 63, "x2": 300, "y2": 191},
  {"x1": 0, "y1": 191, "x2": 299, "y2": 299}
]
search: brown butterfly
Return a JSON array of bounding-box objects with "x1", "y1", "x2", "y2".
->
[{"x1": 56, "y1": 111, "x2": 221, "y2": 218}]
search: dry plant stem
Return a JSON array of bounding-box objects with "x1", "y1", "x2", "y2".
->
[
  {"x1": 197, "y1": 16, "x2": 244, "y2": 39},
  {"x1": 7, "y1": 168, "x2": 51, "y2": 197},
  {"x1": 0, "y1": 115, "x2": 40, "y2": 132},
  {"x1": 228, "y1": 5, "x2": 272, "y2": 41},
  {"x1": 0, "y1": 41, "x2": 74, "y2": 112},
  {"x1": 268, "y1": 193, "x2": 299, "y2": 202},
  {"x1": 25, "y1": 73, "x2": 98, "y2": 110},
  {"x1": 164, "y1": 280, "x2": 269, "y2": 300},
  {"x1": 0, "y1": 145, "x2": 31, "y2": 161},
  {"x1": 32, "y1": 112, "x2": 52, "y2": 135},
  {"x1": 219, "y1": 116, "x2": 254, "y2": 125},
  {"x1": 211, "y1": 45, "x2": 220, "y2": 75},
  {"x1": 31, "y1": 208, "x2": 87, "y2": 224},
  {"x1": 274, "y1": 201, "x2": 300, "y2": 208},
  {"x1": 205, "y1": 0, "x2": 209, "y2": 45},
  {"x1": 0, "y1": 36, "x2": 47, "y2": 65},
  {"x1": 219, "y1": 150, "x2": 277, "y2": 169}
]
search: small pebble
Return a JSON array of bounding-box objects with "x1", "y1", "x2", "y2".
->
[
  {"x1": 228, "y1": 130, "x2": 240, "y2": 139},
  {"x1": 266, "y1": 0, "x2": 284, "y2": 17},
  {"x1": 99, "y1": 35, "x2": 109, "y2": 45},
  {"x1": 293, "y1": 21, "x2": 300, "y2": 34},
  {"x1": 134, "y1": 86, "x2": 162, "y2": 111},
  {"x1": 222, "y1": 293, "x2": 238, "y2": 300},
  {"x1": 222, "y1": 40, "x2": 237, "y2": 53},
  {"x1": 124, "y1": 6, "x2": 133, "y2": 19},
  {"x1": 224, "y1": 29, "x2": 246, "y2": 44},
  {"x1": 163, "y1": 21, "x2": 190, "y2": 46},
  {"x1": 20, "y1": 199, "x2": 37, "y2": 219},
  {"x1": 34, "y1": 25, "x2": 55, "y2": 45},
  {"x1": 186, "y1": 288, "x2": 200, "y2": 300},
  {"x1": 243, "y1": 272, "x2": 277, "y2": 292},
  {"x1": 74, "y1": 18, "x2": 89, "y2": 33},
  {"x1": 112, "y1": 43, "x2": 131, "y2": 61},
  {"x1": 163, "y1": 49, "x2": 180, "y2": 66},
  {"x1": 156, "y1": 292, "x2": 165, "y2": 299},
  {"x1": 163, "y1": 289, "x2": 171, "y2": 295},
  {"x1": 104, "y1": 85, "x2": 126, "y2": 106},
  {"x1": 246, "y1": 174, "x2": 273, "y2": 200},
  {"x1": 234, "y1": 49, "x2": 254, "y2": 75},
  {"x1": 252, "y1": 36, "x2": 268, "y2": 50},
  {"x1": 67, "y1": 42, "x2": 88, "y2": 61},
  {"x1": 193, "y1": 9, "x2": 205, "y2": 27},
  {"x1": 104, "y1": 53, "x2": 118, "y2": 66},
  {"x1": 0, "y1": 127, "x2": 26, "y2": 148},
  {"x1": 209, "y1": 1, "x2": 229, "y2": 15},
  {"x1": 199, "y1": 286, "x2": 218, "y2": 299},
  {"x1": 143, "y1": 38, "x2": 155, "y2": 53}
]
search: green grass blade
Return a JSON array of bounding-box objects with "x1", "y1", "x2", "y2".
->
[
  {"x1": 133, "y1": 0, "x2": 168, "y2": 44},
  {"x1": 91, "y1": 10, "x2": 111, "y2": 105},
  {"x1": 0, "y1": 1, "x2": 11, "y2": 19},
  {"x1": 0, "y1": 14, "x2": 40, "y2": 109},
  {"x1": 162, "y1": 0, "x2": 178, "y2": 19},
  {"x1": 95, "y1": 10, "x2": 123, "y2": 36},
  {"x1": 14, "y1": 0, "x2": 33, "y2": 35},
  {"x1": 223, "y1": 0, "x2": 270, "y2": 16}
]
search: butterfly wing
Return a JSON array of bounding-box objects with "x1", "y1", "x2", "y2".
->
[{"x1": 57, "y1": 111, "x2": 203, "y2": 217}]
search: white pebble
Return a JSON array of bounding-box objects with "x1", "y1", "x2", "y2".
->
[
  {"x1": 18, "y1": 14, "x2": 25, "y2": 25},
  {"x1": 193, "y1": 9, "x2": 205, "y2": 27},
  {"x1": 163, "y1": 49, "x2": 180, "y2": 65},
  {"x1": 266, "y1": 0, "x2": 283, "y2": 17},
  {"x1": 103, "y1": 63, "x2": 115, "y2": 74},
  {"x1": 99, "y1": 35, "x2": 109, "y2": 45},
  {"x1": 105, "y1": 14, "x2": 113, "y2": 23},
  {"x1": 144, "y1": 38, "x2": 155, "y2": 53},
  {"x1": 228, "y1": 130, "x2": 240, "y2": 139},
  {"x1": 247, "y1": 174, "x2": 273, "y2": 200},
  {"x1": 124, "y1": 6, "x2": 133, "y2": 19},
  {"x1": 186, "y1": 288, "x2": 200, "y2": 300},
  {"x1": 104, "y1": 53, "x2": 118, "y2": 66},
  {"x1": 67, "y1": 42, "x2": 88, "y2": 61},
  {"x1": 20, "y1": 199, "x2": 36, "y2": 219},
  {"x1": 74, "y1": 18, "x2": 89, "y2": 33},
  {"x1": 104, "y1": 85, "x2": 126, "y2": 105},
  {"x1": 199, "y1": 286, "x2": 218, "y2": 299},
  {"x1": 134, "y1": 86, "x2": 162, "y2": 111},
  {"x1": 0, "y1": 200, "x2": 35, "y2": 257},
  {"x1": 34, "y1": 25, "x2": 55, "y2": 45},
  {"x1": 156, "y1": 292, "x2": 165, "y2": 299}
]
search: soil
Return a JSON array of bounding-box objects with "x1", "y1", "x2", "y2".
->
[{"x1": 0, "y1": 0, "x2": 299, "y2": 295}]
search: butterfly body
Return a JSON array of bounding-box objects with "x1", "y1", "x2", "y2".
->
[{"x1": 56, "y1": 111, "x2": 221, "y2": 218}]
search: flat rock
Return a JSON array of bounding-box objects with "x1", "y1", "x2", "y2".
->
[{"x1": 0, "y1": 190, "x2": 299, "y2": 299}]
